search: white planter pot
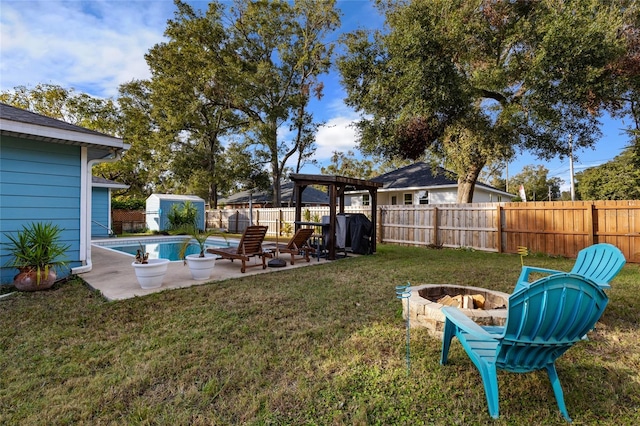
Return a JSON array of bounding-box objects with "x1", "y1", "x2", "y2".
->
[
  {"x1": 185, "y1": 253, "x2": 216, "y2": 280},
  {"x1": 132, "y1": 258, "x2": 170, "y2": 289}
]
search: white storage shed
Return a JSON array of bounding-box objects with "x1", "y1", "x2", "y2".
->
[{"x1": 145, "y1": 194, "x2": 206, "y2": 231}]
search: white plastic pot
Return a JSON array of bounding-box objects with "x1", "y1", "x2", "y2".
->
[
  {"x1": 185, "y1": 253, "x2": 216, "y2": 280},
  {"x1": 132, "y1": 258, "x2": 170, "y2": 289}
]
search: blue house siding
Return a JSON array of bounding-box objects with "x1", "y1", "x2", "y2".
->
[
  {"x1": 91, "y1": 187, "x2": 111, "y2": 238},
  {"x1": 0, "y1": 136, "x2": 82, "y2": 284}
]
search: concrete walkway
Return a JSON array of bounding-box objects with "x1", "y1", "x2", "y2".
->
[{"x1": 81, "y1": 245, "x2": 330, "y2": 301}]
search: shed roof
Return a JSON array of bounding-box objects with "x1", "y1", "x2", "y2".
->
[{"x1": 147, "y1": 194, "x2": 205, "y2": 202}]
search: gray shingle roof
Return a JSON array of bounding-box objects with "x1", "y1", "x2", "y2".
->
[
  {"x1": 1, "y1": 102, "x2": 110, "y2": 137},
  {"x1": 371, "y1": 162, "x2": 509, "y2": 193},
  {"x1": 221, "y1": 181, "x2": 329, "y2": 205},
  {"x1": 92, "y1": 176, "x2": 129, "y2": 189},
  {"x1": 371, "y1": 162, "x2": 457, "y2": 188}
]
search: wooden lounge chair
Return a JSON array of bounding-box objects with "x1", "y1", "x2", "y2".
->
[
  {"x1": 264, "y1": 228, "x2": 316, "y2": 265},
  {"x1": 515, "y1": 243, "x2": 626, "y2": 292},
  {"x1": 440, "y1": 273, "x2": 609, "y2": 422},
  {"x1": 206, "y1": 225, "x2": 268, "y2": 273}
]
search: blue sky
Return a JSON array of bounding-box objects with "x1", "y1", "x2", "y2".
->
[{"x1": 1, "y1": 0, "x2": 633, "y2": 192}]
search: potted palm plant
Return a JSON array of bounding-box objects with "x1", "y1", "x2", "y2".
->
[
  {"x1": 178, "y1": 225, "x2": 224, "y2": 280},
  {"x1": 3, "y1": 222, "x2": 70, "y2": 291}
]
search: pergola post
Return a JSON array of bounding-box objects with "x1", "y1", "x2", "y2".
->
[
  {"x1": 294, "y1": 184, "x2": 305, "y2": 230},
  {"x1": 370, "y1": 189, "x2": 378, "y2": 252}
]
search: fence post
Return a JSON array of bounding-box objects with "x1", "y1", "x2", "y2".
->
[
  {"x1": 587, "y1": 203, "x2": 595, "y2": 245},
  {"x1": 433, "y1": 206, "x2": 438, "y2": 246},
  {"x1": 496, "y1": 204, "x2": 503, "y2": 253}
]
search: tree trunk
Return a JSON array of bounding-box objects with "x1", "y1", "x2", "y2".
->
[
  {"x1": 267, "y1": 121, "x2": 282, "y2": 207},
  {"x1": 209, "y1": 182, "x2": 218, "y2": 209},
  {"x1": 272, "y1": 165, "x2": 282, "y2": 207},
  {"x1": 456, "y1": 164, "x2": 483, "y2": 203}
]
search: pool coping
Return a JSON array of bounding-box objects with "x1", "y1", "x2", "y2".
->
[
  {"x1": 92, "y1": 236, "x2": 235, "y2": 261},
  {"x1": 81, "y1": 239, "x2": 332, "y2": 301}
]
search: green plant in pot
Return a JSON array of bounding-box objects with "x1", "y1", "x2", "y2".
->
[
  {"x1": 177, "y1": 224, "x2": 226, "y2": 281},
  {"x1": 3, "y1": 222, "x2": 70, "y2": 291}
]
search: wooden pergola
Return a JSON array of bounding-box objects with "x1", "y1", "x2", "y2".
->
[{"x1": 290, "y1": 174, "x2": 383, "y2": 260}]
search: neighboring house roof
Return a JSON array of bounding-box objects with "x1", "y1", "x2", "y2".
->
[
  {"x1": 369, "y1": 162, "x2": 512, "y2": 195},
  {"x1": 220, "y1": 181, "x2": 329, "y2": 205},
  {"x1": 0, "y1": 102, "x2": 127, "y2": 159},
  {"x1": 92, "y1": 176, "x2": 129, "y2": 189},
  {"x1": 371, "y1": 162, "x2": 457, "y2": 189}
]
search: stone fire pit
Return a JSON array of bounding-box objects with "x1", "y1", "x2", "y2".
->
[{"x1": 401, "y1": 284, "x2": 510, "y2": 339}]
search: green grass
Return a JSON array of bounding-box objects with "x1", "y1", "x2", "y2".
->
[{"x1": 1, "y1": 245, "x2": 639, "y2": 425}]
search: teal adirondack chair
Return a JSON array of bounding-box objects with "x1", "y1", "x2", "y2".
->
[
  {"x1": 515, "y1": 243, "x2": 625, "y2": 292},
  {"x1": 440, "y1": 273, "x2": 609, "y2": 422}
]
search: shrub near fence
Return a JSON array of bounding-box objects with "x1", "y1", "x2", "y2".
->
[{"x1": 208, "y1": 200, "x2": 639, "y2": 263}]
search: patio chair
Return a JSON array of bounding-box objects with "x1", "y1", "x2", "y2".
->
[
  {"x1": 263, "y1": 227, "x2": 316, "y2": 265},
  {"x1": 515, "y1": 243, "x2": 625, "y2": 292},
  {"x1": 440, "y1": 273, "x2": 609, "y2": 422},
  {"x1": 206, "y1": 225, "x2": 268, "y2": 273}
]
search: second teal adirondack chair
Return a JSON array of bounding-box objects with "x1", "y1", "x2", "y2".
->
[
  {"x1": 515, "y1": 243, "x2": 625, "y2": 292},
  {"x1": 440, "y1": 273, "x2": 609, "y2": 422}
]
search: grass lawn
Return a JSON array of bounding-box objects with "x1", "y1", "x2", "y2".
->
[{"x1": 1, "y1": 244, "x2": 638, "y2": 425}]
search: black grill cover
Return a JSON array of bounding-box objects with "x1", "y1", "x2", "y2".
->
[{"x1": 348, "y1": 214, "x2": 373, "y2": 255}]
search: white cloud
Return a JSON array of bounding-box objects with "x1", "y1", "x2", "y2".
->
[
  {"x1": 314, "y1": 113, "x2": 361, "y2": 161},
  {"x1": 0, "y1": 0, "x2": 171, "y2": 98}
]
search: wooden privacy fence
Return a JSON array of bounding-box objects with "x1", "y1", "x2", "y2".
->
[
  {"x1": 204, "y1": 201, "x2": 639, "y2": 263},
  {"x1": 501, "y1": 200, "x2": 639, "y2": 261},
  {"x1": 111, "y1": 209, "x2": 146, "y2": 234},
  {"x1": 379, "y1": 203, "x2": 501, "y2": 251},
  {"x1": 378, "y1": 200, "x2": 639, "y2": 263}
]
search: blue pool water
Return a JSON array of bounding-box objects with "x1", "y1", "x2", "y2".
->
[{"x1": 96, "y1": 238, "x2": 236, "y2": 261}]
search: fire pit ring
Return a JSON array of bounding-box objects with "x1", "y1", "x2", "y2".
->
[{"x1": 402, "y1": 284, "x2": 510, "y2": 340}]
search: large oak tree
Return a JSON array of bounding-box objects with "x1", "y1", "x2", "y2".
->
[
  {"x1": 224, "y1": 0, "x2": 340, "y2": 205},
  {"x1": 142, "y1": 0, "x2": 339, "y2": 207},
  {"x1": 338, "y1": 0, "x2": 639, "y2": 202}
]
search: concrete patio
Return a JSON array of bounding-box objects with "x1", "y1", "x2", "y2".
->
[{"x1": 81, "y1": 244, "x2": 331, "y2": 301}]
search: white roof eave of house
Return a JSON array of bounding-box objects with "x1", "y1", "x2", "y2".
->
[
  {"x1": 1, "y1": 118, "x2": 125, "y2": 150},
  {"x1": 345, "y1": 184, "x2": 514, "y2": 198},
  {"x1": 475, "y1": 186, "x2": 515, "y2": 197},
  {"x1": 345, "y1": 185, "x2": 457, "y2": 194}
]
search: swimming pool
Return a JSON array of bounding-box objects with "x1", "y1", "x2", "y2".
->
[{"x1": 93, "y1": 237, "x2": 236, "y2": 261}]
